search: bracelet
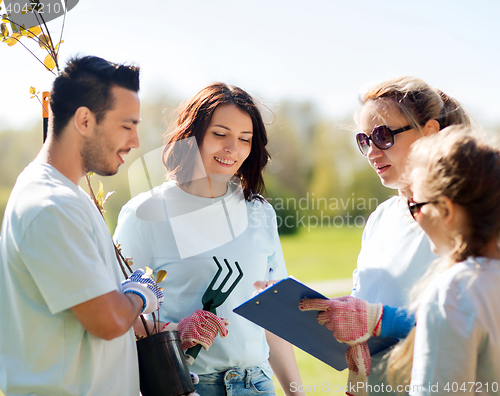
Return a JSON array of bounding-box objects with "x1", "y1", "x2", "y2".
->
[{"x1": 161, "y1": 322, "x2": 171, "y2": 332}]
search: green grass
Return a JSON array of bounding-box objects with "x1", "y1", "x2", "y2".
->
[
  {"x1": 280, "y1": 226, "x2": 363, "y2": 283},
  {"x1": 273, "y1": 347, "x2": 348, "y2": 394},
  {"x1": 271, "y1": 226, "x2": 363, "y2": 394}
]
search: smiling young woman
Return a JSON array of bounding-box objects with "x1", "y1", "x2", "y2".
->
[
  {"x1": 161, "y1": 83, "x2": 270, "y2": 202},
  {"x1": 114, "y1": 83, "x2": 304, "y2": 396},
  {"x1": 182, "y1": 103, "x2": 253, "y2": 198}
]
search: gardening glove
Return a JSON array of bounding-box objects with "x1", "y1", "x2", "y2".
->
[
  {"x1": 299, "y1": 296, "x2": 383, "y2": 396},
  {"x1": 176, "y1": 310, "x2": 229, "y2": 351},
  {"x1": 190, "y1": 372, "x2": 199, "y2": 385},
  {"x1": 345, "y1": 343, "x2": 370, "y2": 396},
  {"x1": 299, "y1": 296, "x2": 383, "y2": 343},
  {"x1": 121, "y1": 269, "x2": 164, "y2": 314},
  {"x1": 184, "y1": 372, "x2": 200, "y2": 396}
]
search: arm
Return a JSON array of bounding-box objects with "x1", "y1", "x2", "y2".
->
[
  {"x1": 72, "y1": 268, "x2": 164, "y2": 340},
  {"x1": 266, "y1": 330, "x2": 305, "y2": 396},
  {"x1": 380, "y1": 305, "x2": 415, "y2": 339},
  {"x1": 299, "y1": 297, "x2": 415, "y2": 340},
  {"x1": 71, "y1": 290, "x2": 143, "y2": 340}
]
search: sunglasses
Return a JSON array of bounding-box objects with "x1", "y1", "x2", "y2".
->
[
  {"x1": 407, "y1": 199, "x2": 437, "y2": 221},
  {"x1": 356, "y1": 125, "x2": 413, "y2": 155}
]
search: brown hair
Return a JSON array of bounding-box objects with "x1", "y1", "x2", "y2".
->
[
  {"x1": 386, "y1": 126, "x2": 500, "y2": 387},
  {"x1": 51, "y1": 56, "x2": 140, "y2": 139},
  {"x1": 162, "y1": 83, "x2": 269, "y2": 202},
  {"x1": 356, "y1": 76, "x2": 470, "y2": 131}
]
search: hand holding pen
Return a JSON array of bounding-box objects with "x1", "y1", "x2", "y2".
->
[{"x1": 252, "y1": 268, "x2": 277, "y2": 296}]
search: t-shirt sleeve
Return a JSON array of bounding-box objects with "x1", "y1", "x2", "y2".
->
[{"x1": 19, "y1": 202, "x2": 118, "y2": 314}]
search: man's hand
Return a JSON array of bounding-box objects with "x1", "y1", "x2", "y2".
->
[{"x1": 121, "y1": 269, "x2": 164, "y2": 314}]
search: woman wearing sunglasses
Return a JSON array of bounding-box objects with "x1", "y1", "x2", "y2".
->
[
  {"x1": 385, "y1": 127, "x2": 500, "y2": 391},
  {"x1": 300, "y1": 77, "x2": 470, "y2": 394}
]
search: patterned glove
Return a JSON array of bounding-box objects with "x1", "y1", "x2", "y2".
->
[
  {"x1": 176, "y1": 310, "x2": 229, "y2": 351},
  {"x1": 299, "y1": 296, "x2": 383, "y2": 396},
  {"x1": 121, "y1": 269, "x2": 164, "y2": 314},
  {"x1": 299, "y1": 296, "x2": 383, "y2": 343},
  {"x1": 345, "y1": 343, "x2": 370, "y2": 396}
]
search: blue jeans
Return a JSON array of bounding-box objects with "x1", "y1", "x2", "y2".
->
[{"x1": 194, "y1": 367, "x2": 276, "y2": 396}]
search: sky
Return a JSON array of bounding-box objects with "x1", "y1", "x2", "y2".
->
[{"x1": 1, "y1": 0, "x2": 499, "y2": 132}]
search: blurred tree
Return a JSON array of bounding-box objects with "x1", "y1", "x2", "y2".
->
[
  {"x1": 265, "y1": 102, "x2": 311, "y2": 197},
  {"x1": 0, "y1": 97, "x2": 434, "y2": 234},
  {"x1": 0, "y1": 93, "x2": 179, "y2": 230},
  {"x1": 307, "y1": 121, "x2": 341, "y2": 216},
  {"x1": 0, "y1": 125, "x2": 41, "y2": 223},
  {"x1": 264, "y1": 101, "x2": 318, "y2": 234}
]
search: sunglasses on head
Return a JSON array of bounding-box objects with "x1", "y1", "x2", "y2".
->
[
  {"x1": 356, "y1": 125, "x2": 413, "y2": 156},
  {"x1": 407, "y1": 199, "x2": 437, "y2": 221}
]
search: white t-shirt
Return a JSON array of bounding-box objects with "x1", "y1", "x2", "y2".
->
[
  {"x1": 113, "y1": 180, "x2": 288, "y2": 376},
  {"x1": 0, "y1": 163, "x2": 139, "y2": 396},
  {"x1": 410, "y1": 257, "x2": 500, "y2": 395},
  {"x1": 352, "y1": 196, "x2": 437, "y2": 390}
]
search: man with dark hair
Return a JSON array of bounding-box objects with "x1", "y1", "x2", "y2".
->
[{"x1": 0, "y1": 55, "x2": 162, "y2": 395}]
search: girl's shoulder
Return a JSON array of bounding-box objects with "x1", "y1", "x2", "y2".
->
[{"x1": 422, "y1": 258, "x2": 500, "y2": 315}]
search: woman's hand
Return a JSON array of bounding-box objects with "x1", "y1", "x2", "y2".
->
[
  {"x1": 176, "y1": 310, "x2": 229, "y2": 350},
  {"x1": 252, "y1": 280, "x2": 278, "y2": 296},
  {"x1": 299, "y1": 296, "x2": 383, "y2": 343}
]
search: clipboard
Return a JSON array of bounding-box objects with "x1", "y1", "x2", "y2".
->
[{"x1": 233, "y1": 277, "x2": 398, "y2": 370}]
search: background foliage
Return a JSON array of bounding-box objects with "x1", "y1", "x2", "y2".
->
[{"x1": 0, "y1": 94, "x2": 396, "y2": 231}]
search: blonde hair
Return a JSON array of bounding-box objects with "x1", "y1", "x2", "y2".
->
[
  {"x1": 386, "y1": 126, "x2": 500, "y2": 388},
  {"x1": 355, "y1": 76, "x2": 470, "y2": 131}
]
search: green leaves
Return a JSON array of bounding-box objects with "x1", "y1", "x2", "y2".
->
[
  {"x1": 86, "y1": 173, "x2": 115, "y2": 214},
  {"x1": 94, "y1": 180, "x2": 115, "y2": 213}
]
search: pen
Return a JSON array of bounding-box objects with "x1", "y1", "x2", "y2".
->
[{"x1": 267, "y1": 267, "x2": 274, "y2": 282}]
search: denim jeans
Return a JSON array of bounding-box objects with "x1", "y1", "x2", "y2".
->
[{"x1": 194, "y1": 366, "x2": 276, "y2": 396}]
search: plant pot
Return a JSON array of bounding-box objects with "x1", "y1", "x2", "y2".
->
[{"x1": 136, "y1": 330, "x2": 195, "y2": 396}]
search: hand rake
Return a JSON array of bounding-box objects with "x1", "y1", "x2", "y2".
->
[{"x1": 185, "y1": 256, "x2": 243, "y2": 361}]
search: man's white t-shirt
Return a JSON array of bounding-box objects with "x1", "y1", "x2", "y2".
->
[{"x1": 0, "y1": 162, "x2": 139, "y2": 396}]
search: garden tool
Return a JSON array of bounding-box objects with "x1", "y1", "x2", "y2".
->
[{"x1": 185, "y1": 256, "x2": 243, "y2": 361}]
